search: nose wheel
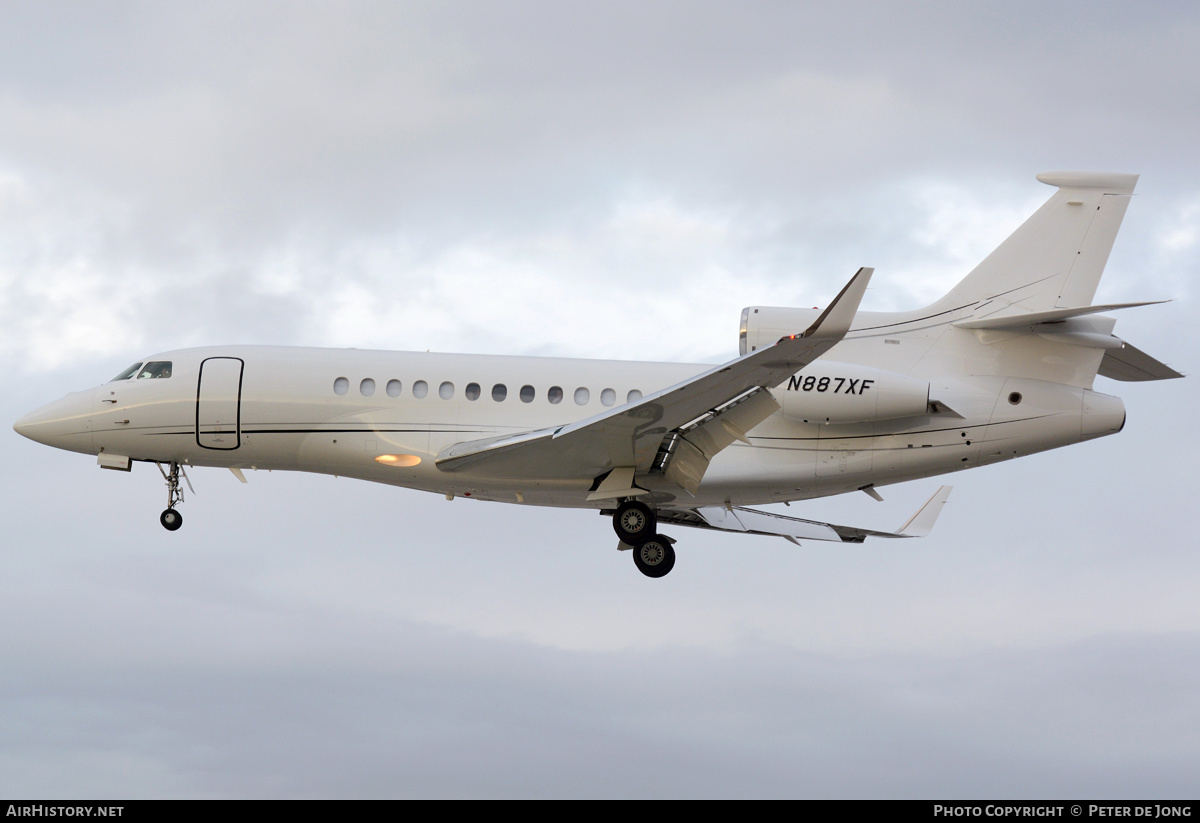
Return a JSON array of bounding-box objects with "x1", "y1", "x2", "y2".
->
[{"x1": 156, "y1": 461, "x2": 192, "y2": 531}]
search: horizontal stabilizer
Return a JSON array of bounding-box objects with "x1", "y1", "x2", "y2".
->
[
  {"x1": 1035, "y1": 171, "x2": 1139, "y2": 192},
  {"x1": 1099, "y1": 341, "x2": 1184, "y2": 381},
  {"x1": 654, "y1": 485, "x2": 952, "y2": 545},
  {"x1": 954, "y1": 301, "x2": 1167, "y2": 330}
]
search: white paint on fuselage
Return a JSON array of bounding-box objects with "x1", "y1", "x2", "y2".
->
[{"x1": 18, "y1": 343, "x2": 1123, "y2": 511}]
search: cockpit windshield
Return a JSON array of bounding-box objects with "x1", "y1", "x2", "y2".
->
[
  {"x1": 109, "y1": 363, "x2": 143, "y2": 382},
  {"x1": 137, "y1": 361, "x2": 173, "y2": 379}
]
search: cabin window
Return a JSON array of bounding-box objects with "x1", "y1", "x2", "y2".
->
[
  {"x1": 465, "y1": 382, "x2": 481, "y2": 401},
  {"x1": 413, "y1": 380, "x2": 429, "y2": 399},
  {"x1": 386, "y1": 379, "x2": 402, "y2": 398},
  {"x1": 137, "y1": 361, "x2": 173, "y2": 379},
  {"x1": 627, "y1": 389, "x2": 643, "y2": 403},
  {"x1": 520, "y1": 385, "x2": 535, "y2": 403},
  {"x1": 600, "y1": 388, "x2": 616, "y2": 407},
  {"x1": 360, "y1": 378, "x2": 376, "y2": 397},
  {"x1": 110, "y1": 363, "x2": 143, "y2": 382},
  {"x1": 492, "y1": 383, "x2": 507, "y2": 402},
  {"x1": 333, "y1": 377, "x2": 350, "y2": 395},
  {"x1": 548, "y1": 386, "x2": 564, "y2": 404},
  {"x1": 439, "y1": 381, "x2": 455, "y2": 400},
  {"x1": 574, "y1": 387, "x2": 590, "y2": 405}
]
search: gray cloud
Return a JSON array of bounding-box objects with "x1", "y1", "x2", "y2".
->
[{"x1": 2, "y1": 0, "x2": 1198, "y2": 797}]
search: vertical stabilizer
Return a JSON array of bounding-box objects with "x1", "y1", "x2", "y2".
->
[{"x1": 935, "y1": 171, "x2": 1138, "y2": 317}]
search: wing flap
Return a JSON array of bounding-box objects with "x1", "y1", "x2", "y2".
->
[
  {"x1": 437, "y1": 267, "x2": 874, "y2": 481},
  {"x1": 689, "y1": 505, "x2": 843, "y2": 542},
  {"x1": 657, "y1": 485, "x2": 952, "y2": 545},
  {"x1": 663, "y1": 388, "x2": 781, "y2": 494}
]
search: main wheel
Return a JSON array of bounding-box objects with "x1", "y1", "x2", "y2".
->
[
  {"x1": 160, "y1": 508, "x2": 183, "y2": 531},
  {"x1": 613, "y1": 500, "x2": 656, "y2": 545},
  {"x1": 632, "y1": 535, "x2": 675, "y2": 578}
]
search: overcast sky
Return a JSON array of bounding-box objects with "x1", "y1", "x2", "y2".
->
[{"x1": 2, "y1": 1, "x2": 1198, "y2": 799}]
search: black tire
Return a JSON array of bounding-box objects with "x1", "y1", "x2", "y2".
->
[
  {"x1": 613, "y1": 500, "x2": 656, "y2": 545},
  {"x1": 632, "y1": 535, "x2": 675, "y2": 578},
  {"x1": 160, "y1": 508, "x2": 183, "y2": 531}
]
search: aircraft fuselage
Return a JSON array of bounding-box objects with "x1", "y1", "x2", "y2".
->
[{"x1": 15, "y1": 343, "x2": 1124, "y2": 510}]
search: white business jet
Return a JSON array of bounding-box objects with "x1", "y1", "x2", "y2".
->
[{"x1": 14, "y1": 172, "x2": 1181, "y2": 577}]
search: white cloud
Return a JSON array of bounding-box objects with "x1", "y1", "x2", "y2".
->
[{"x1": 1156, "y1": 195, "x2": 1200, "y2": 254}]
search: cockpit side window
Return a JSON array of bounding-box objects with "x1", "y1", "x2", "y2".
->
[
  {"x1": 137, "y1": 361, "x2": 173, "y2": 379},
  {"x1": 109, "y1": 363, "x2": 143, "y2": 382}
]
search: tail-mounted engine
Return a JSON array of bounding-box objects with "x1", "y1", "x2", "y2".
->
[{"x1": 772, "y1": 362, "x2": 930, "y2": 424}]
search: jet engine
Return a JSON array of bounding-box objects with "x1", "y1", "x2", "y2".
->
[{"x1": 773, "y1": 362, "x2": 930, "y2": 424}]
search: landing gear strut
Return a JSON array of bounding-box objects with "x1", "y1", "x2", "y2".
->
[{"x1": 156, "y1": 461, "x2": 192, "y2": 531}]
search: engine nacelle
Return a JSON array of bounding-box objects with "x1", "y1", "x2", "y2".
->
[{"x1": 773, "y1": 362, "x2": 930, "y2": 424}]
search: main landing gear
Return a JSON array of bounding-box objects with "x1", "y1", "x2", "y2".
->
[
  {"x1": 156, "y1": 461, "x2": 192, "y2": 532},
  {"x1": 613, "y1": 500, "x2": 676, "y2": 579}
]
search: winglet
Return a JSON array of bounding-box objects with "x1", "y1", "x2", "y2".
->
[
  {"x1": 895, "y1": 485, "x2": 952, "y2": 537},
  {"x1": 789, "y1": 267, "x2": 873, "y2": 342}
]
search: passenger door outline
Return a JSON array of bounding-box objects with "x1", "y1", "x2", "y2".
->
[{"x1": 196, "y1": 357, "x2": 244, "y2": 450}]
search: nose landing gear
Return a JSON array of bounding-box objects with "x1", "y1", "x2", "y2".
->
[
  {"x1": 160, "y1": 508, "x2": 183, "y2": 531},
  {"x1": 156, "y1": 461, "x2": 192, "y2": 531}
]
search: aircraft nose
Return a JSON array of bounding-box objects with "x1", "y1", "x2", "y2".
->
[{"x1": 14, "y1": 388, "x2": 97, "y2": 454}]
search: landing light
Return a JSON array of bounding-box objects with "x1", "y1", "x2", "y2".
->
[{"x1": 376, "y1": 454, "x2": 422, "y2": 467}]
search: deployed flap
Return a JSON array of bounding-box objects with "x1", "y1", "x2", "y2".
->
[
  {"x1": 585, "y1": 466, "x2": 650, "y2": 502},
  {"x1": 687, "y1": 505, "x2": 843, "y2": 542},
  {"x1": 659, "y1": 485, "x2": 952, "y2": 545},
  {"x1": 663, "y1": 388, "x2": 781, "y2": 494},
  {"x1": 1099, "y1": 341, "x2": 1184, "y2": 381},
  {"x1": 436, "y1": 267, "x2": 873, "y2": 480}
]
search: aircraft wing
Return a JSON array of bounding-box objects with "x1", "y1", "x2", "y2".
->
[
  {"x1": 436, "y1": 267, "x2": 874, "y2": 481},
  {"x1": 648, "y1": 485, "x2": 953, "y2": 545}
]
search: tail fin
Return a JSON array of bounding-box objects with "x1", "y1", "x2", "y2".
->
[
  {"x1": 739, "y1": 172, "x2": 1161, "y2": 388},
  {"x1": 933, "y1": 171, "x2": 1138, "y2": 316}
]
